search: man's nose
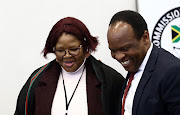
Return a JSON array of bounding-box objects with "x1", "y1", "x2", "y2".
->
[{"x1": 114, "y1": 51, "x2": 125, "y2": 61}]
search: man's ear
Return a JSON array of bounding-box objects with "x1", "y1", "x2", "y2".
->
[{"x1": 142, "y1": 30, "x2": 150, "y2": 43}]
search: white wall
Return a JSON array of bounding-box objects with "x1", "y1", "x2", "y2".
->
[{"x1": 0, "y1": 0, "x2": 136, "y2": 114}]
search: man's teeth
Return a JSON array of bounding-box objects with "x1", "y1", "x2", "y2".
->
[{"x1": 121, "y1": 60, "x2": 130, "y2": 65}]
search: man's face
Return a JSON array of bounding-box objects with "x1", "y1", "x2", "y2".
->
[{"x1": 107, "y1": 21, "x2": 150, "y2": 72}]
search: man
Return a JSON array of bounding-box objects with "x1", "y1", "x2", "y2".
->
[{"x1": 107, "y1": 10, "x2": 180, "y2": 115}]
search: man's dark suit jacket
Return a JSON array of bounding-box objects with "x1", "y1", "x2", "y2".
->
[
  {"x1": 119, "y1": 45, "x2": 180, "y2": 115},
  {"x1": 14, "y1": 55, "x2": 124, "y2": 115}
]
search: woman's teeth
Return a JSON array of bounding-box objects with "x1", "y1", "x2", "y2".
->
[{"x1": 65, "y1": 62, "x2": 74, "y2": 67}]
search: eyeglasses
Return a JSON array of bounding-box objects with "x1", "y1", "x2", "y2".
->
[{"x1": 53, "y1": 45, "x2": 82, "y2": 57}]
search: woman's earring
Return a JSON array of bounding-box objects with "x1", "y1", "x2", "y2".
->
[{"x1": 53, "y1": 47, "x2": 55, "y2": 51}]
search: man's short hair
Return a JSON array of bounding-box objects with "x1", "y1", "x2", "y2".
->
[{"x1": 109, "y1": 10, "x2": 148, "y2": 40}]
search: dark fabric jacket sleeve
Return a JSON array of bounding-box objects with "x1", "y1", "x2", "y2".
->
[{"x1": 14, "y1": 68, "x2": 41, "y2": 115}]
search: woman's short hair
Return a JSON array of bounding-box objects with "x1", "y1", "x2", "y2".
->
[{"x1": 43, "y1": 17, "x2": 98, "y2": 58}]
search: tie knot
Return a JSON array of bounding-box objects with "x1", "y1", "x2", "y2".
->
[
  {"x1": 129, "y1": 72, "x2": 135, "y2": 80},
  {"x1": 130, "y1": 72, "x2": 135, "y2": 76}
]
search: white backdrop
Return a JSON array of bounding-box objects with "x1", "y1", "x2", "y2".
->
[
  {"x1": 137, "y1": 0, "x2": 180, "y2": 58},
  {"x1": 0, "y1": 0, "x2": 136, "y2": 114}
]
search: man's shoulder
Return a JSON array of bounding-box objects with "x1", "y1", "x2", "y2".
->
[
  {"x1": 158, "y1": 47, "x2": 180, "y2": 64},
  {"x1": 151, "y1": 47, "x2": 180, "y2": 71}
]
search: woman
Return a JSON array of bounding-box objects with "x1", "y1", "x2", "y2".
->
[{"x1": 14, "y1": 17, "x2": 124, "y2": 115}]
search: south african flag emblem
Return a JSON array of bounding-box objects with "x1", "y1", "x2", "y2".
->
[{"x1": 172, "y1": 25, "x2": 180, "y2": 43}]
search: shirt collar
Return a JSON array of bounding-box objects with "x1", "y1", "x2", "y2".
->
[{"x1": 138, "y1": 43, "x2": 153, "y2": 71}]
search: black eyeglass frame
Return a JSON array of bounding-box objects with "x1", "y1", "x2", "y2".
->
[{"x1": 53, "y1": 45, "x2": 82, "y2": 57}]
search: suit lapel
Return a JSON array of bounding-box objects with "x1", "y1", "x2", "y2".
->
[
  {"x1": 132, "y1": 45, "x2": 159, "y2": 115},
  {"x1": 132, "y1": 70, "x2": 152, "y2": 115},
  {"x1": 86, "y1": 59, "x2": 103, "y2": 115},
  {"x1": 34, "y1": 61, "x2": 61, "y2": 115},
  {"x1": 88, "y1": 56, "x2": 111, "y2": 115}
]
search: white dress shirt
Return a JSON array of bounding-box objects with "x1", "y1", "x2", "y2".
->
[{"x1": 123, "y1": 43, "x2": 153, "y2": 115}]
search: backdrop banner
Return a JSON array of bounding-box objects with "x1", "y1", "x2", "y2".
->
[{"x1": 137, "y1": 0, "x2": 180, "y2": 58}]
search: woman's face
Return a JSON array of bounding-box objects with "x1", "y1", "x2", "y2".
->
[{"x1": 55, "y1": 33, "x2": 90, "y2": 72}]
